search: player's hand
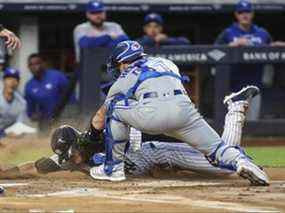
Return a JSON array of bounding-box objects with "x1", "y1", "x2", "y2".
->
[
  {"x1": 229, "y1": 37, "x2": 249, "y2": 47},
  {"x1": 0, "y1": 28, "x2": 21, "y2": 50},
  {"x1": 154, "y1": 33, "x2": 168, "y2": 43}
]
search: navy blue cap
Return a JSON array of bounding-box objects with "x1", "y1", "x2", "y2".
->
[
  {"x1": 144, "y1": 13, "x2": 163, "y2": 25},
  {"x1": 86, "y1": 0, "x2": 105, "y2": 13},
  {"x1": 235, "y1": 0, "x2": 253, "y2": 13},
  {"x1": 3, "y1": 67, "x2": 20, "y2": 80}
]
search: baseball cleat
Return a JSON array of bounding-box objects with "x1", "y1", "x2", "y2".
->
[
  {"x1": 237, "y1": 159, "x2": 269, "y2": 186},
  {"x1": 90, "y1": 162, "x2": 126, "y2": 182},
  {"x1": 223, "y1": 85, "x2": 260, "y2": 105}
]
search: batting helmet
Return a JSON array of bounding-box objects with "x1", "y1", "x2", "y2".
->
[
  {"x1": 51, "y1": 125, "x2": 80, "y2": 162},
  {"x1": 107, "y1": 40, "x2": 146, "y2": 77}
]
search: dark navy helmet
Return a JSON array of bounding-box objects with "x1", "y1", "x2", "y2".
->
[
  {"x1": 86, "y1": 0, "x2": 105, "y2": 13},
  {"x1": 3, "y1": 67, "x2": 20, "y2": 80},
  {"x1": 107, "y1": 40, "x2": 146, "y2": 77}
]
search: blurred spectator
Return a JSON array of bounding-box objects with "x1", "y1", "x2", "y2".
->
[
  {"x1": 137, "y1": 13, "x2": 190, "y2": 47},
  {"x1": 25, "y1": 53, "x2": 69, "y2": 121},
  {"x1": 0, "y1": 68, "x2": 28, "y2": 137},
  {"x1": 215, "y1": 0, "x2": 272, "y2": 120},
  {"x1": 0, "y1": 39, "x2": 7, "y2": 72},
  {"x1": 73, "y1": 0, "x2": 129, "y2": 63},
  {"x1": 0, "y1": 38, "x2": 8, "y2": 87}
]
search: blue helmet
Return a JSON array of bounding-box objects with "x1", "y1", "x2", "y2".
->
[
  {"x1": 235, "y1": 0, "x2": 253, "y2": 13},
  {"x1": 107, "y1": 40, "x2": 145, "y2": 76},
  {"x1": 144, "y1": 13, "x2": 163, "y2": 25},
  {"x1": 3, "y1": 67, "x2": 20, "y2": 80},
  {"x1": 86, "y1": 0, "x2": 105, "y2": 13}
]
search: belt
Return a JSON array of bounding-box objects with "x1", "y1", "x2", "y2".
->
[{"x1": 143, "y1": 89, "x2": 186, "y2": 99}]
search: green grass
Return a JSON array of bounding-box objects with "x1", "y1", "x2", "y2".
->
[
  {"x1": 1, "y1": 144, "x2": 284, "y2": 168},
  {"x1": 245, "y1": 146, "x2": 285, "y2": 167},
  {"x1": 0, "y1": 146, "x2": 52, "y2": 165}
]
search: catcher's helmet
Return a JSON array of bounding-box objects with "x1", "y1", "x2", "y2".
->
[
  {"x1": 51, "y1": 125, "x2": 79, "y2": 162},
  {"x1": 107, "y1": 40, "x2": 146, "y2": 77}
]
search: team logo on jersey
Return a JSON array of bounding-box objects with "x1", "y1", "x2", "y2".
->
[
  {"x1": 32, "y1": 88, "x2": 39, "y2": 93},
  {"x1": 45, "y1": 83, "x2": 53, "y2": 90}
]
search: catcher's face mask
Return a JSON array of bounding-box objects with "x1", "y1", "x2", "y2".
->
[{"x1": 106, "y1": 56, "x2": 121, "y2": 79}]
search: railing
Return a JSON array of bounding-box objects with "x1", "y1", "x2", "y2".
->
[{"x1": 81, "y1": 46, "x2": 285, "y2": 136}]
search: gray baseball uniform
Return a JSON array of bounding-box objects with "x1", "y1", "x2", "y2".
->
[
  {"x1": 125, "y1": 101, "x2": 247, "y2": 175},
  {"x1": 0, "y1": 89, "x2": 27, "y2": 130},
  {"x1": 104, "y1": 56, "x2": 248, "y2": 172}
]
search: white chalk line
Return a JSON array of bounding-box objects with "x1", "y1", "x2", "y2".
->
[
  {"x1": 24, "y1": 188, "x2": 280, "y2": 213},
  {"x1": 135, "y1": 180, "x2": 226, "y2": 187},
  {"x1": 0, "y1": 183, "x2": 29, "y2": 187},
  {"x1": 2, "y1": 181, "x2": 284, "y2": 212}
]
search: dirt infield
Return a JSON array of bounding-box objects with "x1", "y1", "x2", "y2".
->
[
  {"x1": 0, "y1": 168, "x2": 284, "y2": 212},
  {"x1": 0, "y1": 136, "x2": 285, "y2": 212}
]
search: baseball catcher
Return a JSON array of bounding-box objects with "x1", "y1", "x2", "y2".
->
[{"x1": 78, "y1": 40, "x2": 268, "y2": 185}]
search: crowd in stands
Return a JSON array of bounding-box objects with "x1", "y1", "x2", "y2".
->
[{"x1": 0, "y1": 0, "x2": 284, "y2": 137}]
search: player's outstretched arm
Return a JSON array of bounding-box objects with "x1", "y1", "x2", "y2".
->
[
  {"x1": 0, "y1": 162, "x2": 38, "y2": 179},
  {"x1": 0, "y1": 26, "x2": 21, "y2": 50}
]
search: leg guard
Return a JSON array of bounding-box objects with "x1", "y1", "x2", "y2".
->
[
  {"x1": 206, "y1": 141, "x2": 249, "y2": 171},
  {"x1": 104, "y1": 95, "x2": 130, "y2": 175},
  {"x1": 207, "y1": 141, "x2": 270, "y2": 185}
]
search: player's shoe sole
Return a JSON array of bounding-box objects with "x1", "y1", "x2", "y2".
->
[
  {"x1": 237, "y1": 160, "x2": 269, "y2": 186},
  {"x1": 223, "y1": 85, "x2": 260, "y2": 105},
  {"x1": 90, "y1": 165, "x2": 126, "y2": 182}
]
